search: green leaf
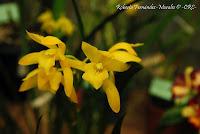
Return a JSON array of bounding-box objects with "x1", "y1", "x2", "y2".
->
[
  {"x1": 0, "y1": 2, "x2": 20, "y2": 24},
  {"x1": 159, "y1": 106, "x2": 185, "y2": 126},
  {"x1": 149, "y1": 77, "x2": 172, "y2": 101},
  {"x1": 112, "y1": 113, "x2": 126, "y2": 134}
]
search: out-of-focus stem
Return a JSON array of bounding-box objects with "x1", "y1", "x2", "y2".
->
[
  {"x1": 71, "y1": 0, "x2": 85, "y2": 39},
  {"x1": 53, "y1": 0, "x2": 67, "y2": 20},
  {"x1": 17, "y1": 0, "x2": 29, "y2": 55}
]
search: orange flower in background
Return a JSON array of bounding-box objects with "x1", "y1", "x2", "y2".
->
[
  {"x1": 192, "y1": 70, "x2": 200, "y2": 90},
  {"x1": 182, "y1": 102, "x2": 200, "y2": 128}
]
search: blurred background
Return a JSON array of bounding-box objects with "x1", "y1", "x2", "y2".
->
[{"x1": 0, "y1": 0, "x2": 199, "y2": 133}]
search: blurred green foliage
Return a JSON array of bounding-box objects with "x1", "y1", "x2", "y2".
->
[{"x1": 0, "y1": 0, "x2": 200, "y2": 133}]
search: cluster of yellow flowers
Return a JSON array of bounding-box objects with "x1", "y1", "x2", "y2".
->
[
  {"x1": 19, "y1": 31, "x2": 141, "y2": 113},
  {"x1": 38, "y1": 10, "x2": 74, "y2": 36}
]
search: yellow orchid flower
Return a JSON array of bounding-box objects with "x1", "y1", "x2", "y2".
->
[
  {"x1": 57, "y1": 16, "x2": 74, "y2": 36},
  {"x1": 19, "y1": 31, "x2": 66, "y2": 73},
  {"x1": 19, "y1": 67, "x2": 77, "y2": 103},
  {"x1": 38, "y1": 10, "x2": 56, "y2": 34},
  {"x1": 38, "y1": 10, "x2": 52, "y2": 23},
  {"x1": 37, "y1": 10, "x2": 74, "y2": 36},
  {"x1": 18, "y1": 31, "x2": 77, "y2": 103},
  {"x1": 81, "y1": 42, "x2": 130, "y2": 88},
  {"x1": 19, "y1": 68, "x2": 61, "y2": 93},
  {"x1": 76, "y1": 42, "x2": 141, "y2": 113}
]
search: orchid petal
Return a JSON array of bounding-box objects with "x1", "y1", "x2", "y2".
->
[
  {"x1": 23, "y1": 69, "x2": 39, "y2": 81},
  {"x1": 103, "y1": 79, "x2": 120, "y2": 113},
  {"x1": 81, "y1": 42, "x2": 101, "y2": 63},
  {"x1": 62, "y1": 66, "x2": 74, "y2": 97},
  {"x1": 18, "y1": 52, "x2": 41, "y2": 65},
  {"x1": 109, "y1": 42, "x2": 138, "y2": 55},
  {"x1": 100, "y1": 52, "x2": 129, "y2": 72},
  {"x1": 110, "y1": 51, "x2": 141, "y2": 63},
  {"x1": 19, "y1": 76, "x2": 37, "y2": 92},
  {"x1": 49, "y1": 69, "x2": 62, "y2": 92}
]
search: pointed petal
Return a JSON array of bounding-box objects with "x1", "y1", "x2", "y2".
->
[
  {"x1": 61, "y1": 76, "x2": 77, "y2": 103},
  {"x1": 109, "y1": 42, "x2": 138, "y2": 55},
  {"x1": 26, "y1": 31, "x2": 53, "y2": 48},
  {"x1": 100, "y1": 52, "x2": 129, "y2": 72},
  {"x1": 41, "y1": 36, "x2": 62, "y2": 46},
  {"x1": 103, "y1": 59, "x2": 129, "y2": 72},
  {"x1": 23, "y1": 69, "x2": 39, "y2": 81},
  {"x1": 81, "y1": 42, "x2": 101, "y2": 63},
  {"x1": 19, "y1": 76, "x2": 37, "y2": 92},
  {"x1": 103, "y1": 79, "x2": 120, "y2": 113},
  {"x1": 62, "y1": 67, "x2": 74, "y2": 97},
  {"x1": 26, "y1": 31, "x2": 59, "y2": 49},
  {"x1": 82, "y1": 63, "x2": 109, "y2": 89},
  {"x1": 18, "y1": 52, "x2": 40, "y2": 65},
  {"x1": 110, "y1": 51, "x2": 141, "y2": 63},
  {"x1": 49, "y1": 69, "x2": 62, "y2": 92},
  {"x1": 69, "y1": 87, "x2": 78, "y2": 103}
]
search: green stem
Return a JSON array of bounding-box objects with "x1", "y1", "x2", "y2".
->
[
  {"x1": 17, "y1": 0, "x2": 29, "y2": 55},
  {"x1": 53, "y1": 0, "x2": 67, "y2": 20},
  {"x1": 71, "y1": 0, "x2": 85, "y2": 39}
]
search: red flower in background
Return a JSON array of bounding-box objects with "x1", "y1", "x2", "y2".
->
[
  {"x1": 172, "y1": 67, "x2": 200, "y2": 101},
  {"x1": 172, "y1": 67, "x2": 200, "y2": 128}
]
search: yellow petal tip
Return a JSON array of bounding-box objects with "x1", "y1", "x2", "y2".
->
[
  {"x1": 25, "y1": 30, "x2": 29, "y2": 34},
  {"x1": 113, "y1": 107, "x2": 120, "y2": 113}
]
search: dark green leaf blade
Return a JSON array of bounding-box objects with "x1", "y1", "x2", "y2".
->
[{"x1": 159, "y1": 106, "x2": 185, "y2": 127}]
